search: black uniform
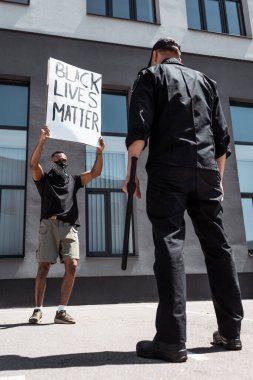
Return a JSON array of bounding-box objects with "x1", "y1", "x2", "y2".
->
[{"x1": 126, "y1": 58, "x2": 243, "y2": 344}]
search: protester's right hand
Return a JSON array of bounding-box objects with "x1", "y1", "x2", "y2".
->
[{"x1": 39, "y1": 125, "x2": 50, "y2": 143}]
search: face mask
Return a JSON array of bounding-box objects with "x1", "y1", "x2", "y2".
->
[
  {"x1": 51, "y1": 160, "x2": 68, "y2": 178},
  {"x1": 55, "y1": 160, "x2": 67, "y2": 169}
]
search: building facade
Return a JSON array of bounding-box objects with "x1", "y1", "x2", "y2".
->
[{"x1": 0, "y1": 0, "x2": 253, "y2": 306}]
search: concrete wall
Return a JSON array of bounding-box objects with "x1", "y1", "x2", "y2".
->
[
  {"x1": 0, "y1": 29, "x2": 253, "y2": 284},
  {"x1": 0, "y1": 0, "x2": 253, "y2": 61}
]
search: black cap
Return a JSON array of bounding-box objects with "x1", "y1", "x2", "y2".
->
[{"x1": 148, "y1": 38, "x2": 181, "y2": 67}]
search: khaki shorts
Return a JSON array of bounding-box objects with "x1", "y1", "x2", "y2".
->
[{"x1": 36, "y1": 219, "x2": 79, "y2": 264}]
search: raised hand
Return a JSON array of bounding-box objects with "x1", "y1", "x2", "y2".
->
[
  {"x1": 39, "y1": 125, "x2": 50, "y2": 144},
  {"x1": 96, "y1": 137, "x2": 105, "y2": 154}
]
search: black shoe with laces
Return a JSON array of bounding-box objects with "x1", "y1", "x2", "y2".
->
[
  {"x1": 211, "y1": 330, "x2": 242, "y2": 350},
  {"x1": 136, "y1": 337, "x2": 187, "y2": 363}
]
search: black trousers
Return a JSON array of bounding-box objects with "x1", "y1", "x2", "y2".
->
[{"x1": 146, "y1": 166, "x2": 244, "y2": 344}]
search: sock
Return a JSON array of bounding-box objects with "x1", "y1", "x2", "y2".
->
[
  {"x1": 58, "y1": 305, "x2": 66, "y2": 312},
  {"x1": 35, "y1": 306, "x2": 43, "y2": 311}
]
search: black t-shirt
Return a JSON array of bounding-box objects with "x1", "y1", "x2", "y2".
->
[{"x1": 34, "y1": 170, "x2": 84, "y2": 226}]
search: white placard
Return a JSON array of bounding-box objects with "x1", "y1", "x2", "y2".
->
[{"x1": 46, "y1": 58, "x2": 102, "y2": 147}]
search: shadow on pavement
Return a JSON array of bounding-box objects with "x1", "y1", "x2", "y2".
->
[
  {"x1": 0, "y1": 351, "x2": 168, "y2": 370},
  {"x1": 188, "y1": 346, "x2": 228, "y2": 354},
  {"x1": 0, "y1": 323, "x2": 54, "y2": 329},
  {"x1": 0, "y1": 346, "x2": 229, "y2": 370}
]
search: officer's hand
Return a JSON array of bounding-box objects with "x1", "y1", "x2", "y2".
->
[
  {"x1": 123, "y1": 176, "x2": 141, "y2": 199},
  {"x1": 220, "y1": 181, "x2": 224, "y2": 202},
  {"x1": 39, "y1": 125, "x2": 50, "y2": 143}
]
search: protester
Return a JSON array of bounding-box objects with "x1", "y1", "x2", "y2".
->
[{"x1": 29, "y1": 125, "x2": 105, "y2": 324}]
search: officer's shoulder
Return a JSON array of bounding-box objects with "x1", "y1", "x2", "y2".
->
[
  {"x1": 202, "y1": 72, "x2": 216, "y2": 85},
  {"x1": 188, "y1": 68, "x2": 217, "y2": 89},
  {"x1": 131, "y1": 67, "x2": 155, "y2": 92},
  {"x1": 201, "y1": 73, "x2": 218, "y2": 93},
  {"x1": 137, "y1": 66, "x2": 155, "y2": 76}
]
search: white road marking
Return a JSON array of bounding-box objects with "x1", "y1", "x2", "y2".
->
[{"x1": 187, "y1": 351, "x2": 209, "y2": 361}]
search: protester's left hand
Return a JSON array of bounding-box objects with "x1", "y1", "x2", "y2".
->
[{"x1": 96, "y1": 137, "x2": 105, "y2": 154}]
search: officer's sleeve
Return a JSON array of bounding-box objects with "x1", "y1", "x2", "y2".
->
[
  {"x1": 126, "y1": 70, "x2": 155, "y2": 149},
  {"x1": 211, "y1": 84, "x2": 231, "y2": 159}
]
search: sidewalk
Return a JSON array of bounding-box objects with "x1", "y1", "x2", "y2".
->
[{"x1": 0, "y1": 300, "x2": 252, "y2": 380}]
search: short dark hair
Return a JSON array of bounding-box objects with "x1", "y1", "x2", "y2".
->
[
  {"x1": 51, "y1": 151, "x2": 67, "y2": 159},
  {"x1": 148, "y1": 38, "x2": 181, "y2": 66}
]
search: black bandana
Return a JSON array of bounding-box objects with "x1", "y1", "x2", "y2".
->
[{"x1": 50, "y1": 161, "x2": 69, "y2": 186}]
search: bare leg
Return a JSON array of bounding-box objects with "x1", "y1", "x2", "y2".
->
[
  {"x1": 35, "y1": 263, "x2": 51, "y2": 306},
  {"x1": 60, "y1": 259, "x2": 78, "y2": 305}
]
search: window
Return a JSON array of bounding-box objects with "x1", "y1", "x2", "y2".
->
[
  {"x1": 85, "y1": 91, "x2": 134, "y2": 257},
  {"x1": 186, "y1": 0, "x2": 245, "y2": 35},
  {"x1": 87, "y1": 0, "x2": 156, "y2": 23},
  {"x1": 230, "y1": 103, "x2": 253, "y2": 254},
  {"x1": 0, "y1": 82, "x2": 29, "y2": 257},
  {"x1": 0, "y1": 0, "x2": 29, "y2": 4}
]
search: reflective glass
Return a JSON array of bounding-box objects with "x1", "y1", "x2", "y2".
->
[
  {"x1": 136, "y1": 0, "x2": 154, "y2": 22},
  {"x1": 110, "y1": 192, "x2": 133, "y2": 254},
  {"x1": 237, "y1": 160, "x2": 253, "y2": 193},
  {"x1": 0, "y1": 189, "x2": 25, "y2": 256},
  {"x1": 205, "y1": 0, "x2": 222, "y2": 32},
  {"x1": 241, "y1": 198, "x2": 253, "y2": 250},
  {"x1": 86, "y1": 92, "x2": 130, "y2": 256},
  {"x1": 226, "y1": 1, "x2": 241, "y2": 35},
  {"x1": 0, "y1": 84, "x2": 28, "y2": 257},
  {"x1": 86, "y1": 0, "x2": 106, "y2": 15},
  {"x1": 86, "y1": 136, "x2": 133, "y2": 256},
  {"x1": 0, "y1": 84, "x2": 28, "y2": 127},
  {"x1": 232, "y1": 104, "x2": 253, "y2": 251},
  {"x1": 230, "y1": 106, "x2": 253, "y2": 142},
  {"x1": 186, "y1": 0, "x2": 201, "y2": 29},
  {"x1": 86, "y1": 137, "x2": 127, "y2": 189},
  {"x1": 0, "y1": 130, "x2": 27, "y2": 186},
  {"x1": 87, "y1": 193, "x2": 106, "y2": 252},
  {"x1": 101, "y1": 93, "x2": 128, "y2": 134},
  {"x1": 235, "y1": 145, "x2": 253, "y2": 193},
  {"x1": 112, "y1": 0, "x2": 130, "y2": 19}
]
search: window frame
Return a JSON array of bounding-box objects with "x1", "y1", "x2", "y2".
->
[
  {"x1": 187, "y1": 0, "x2": 246, "y2": 36},
  {"x1": 0, "y1": 80, "x2": 29, "y2": 258},
  {"x1": 230, "y1": 100, "x2": 253, "y2": 256},
  {"x1": 0, "y1": 0, "x2": 30, "y2": 4},
  {"x1": 85, "y1": 189, "x2": 135, "y2": 257},
  {"x1": 240, "y1": 194, "x2": 253, "y2": 256},
  {"x1": 100, "y1": 89, "x2": 129, "y2": 137},
  {"x1": 85, "y1": 89, "x2": 135, "y2": 258},
  {"x1": 87, "y1": 0, "x2": 157, "y2": 24}
]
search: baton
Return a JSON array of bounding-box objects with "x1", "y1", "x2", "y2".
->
[{"x1": 121, "y1": 156, "x2": 138, "y2": 270}]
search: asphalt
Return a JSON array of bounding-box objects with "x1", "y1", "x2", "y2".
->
[{"x1": 0, "y1": 300, "x2": 252, "y2": 380}]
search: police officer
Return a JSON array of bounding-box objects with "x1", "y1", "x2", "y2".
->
[{"x1": 123, "y1": 38, "x2": 243, "y2": 363}]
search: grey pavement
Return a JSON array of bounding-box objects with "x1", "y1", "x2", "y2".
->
[{"x1": 0, "y1": 300, "x2": 252, "y2": 380}]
